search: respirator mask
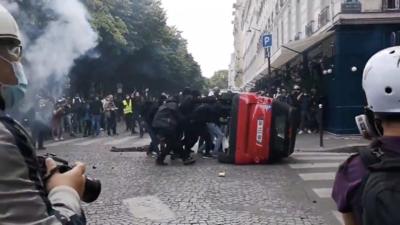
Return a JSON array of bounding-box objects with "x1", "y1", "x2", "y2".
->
[{"x1": 0, "y1": 45, "x2": 27, "y2": 109}]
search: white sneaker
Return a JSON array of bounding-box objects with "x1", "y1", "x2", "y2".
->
[
  {"x1": 298, "y1": 130, "x2": 303, "y2": 135},
  {"x1": 307, "y1": 130, "x2": 312, "y2": 134},
  {"x1": 60, "y1": 137, "x2": 64, "y2": 141},
  {"x1": 54, "y1": 138, "x2": 59, "y2": 141}
]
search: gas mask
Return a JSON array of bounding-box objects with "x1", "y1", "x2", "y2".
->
[{"x1": 355, "y1": 108, "x2": 383, "y2": 140}]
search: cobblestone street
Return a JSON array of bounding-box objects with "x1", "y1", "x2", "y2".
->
[{"x1": 41, "y1": 133, "x2": 342, "y2": 225}]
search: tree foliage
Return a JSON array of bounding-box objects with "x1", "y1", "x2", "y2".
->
[
  {"x1": 11, "y1": 0, "x2": 205, "y2": 96},
  {"x1": 207, "y1": 70, "x2": 228, "y2": 90}
]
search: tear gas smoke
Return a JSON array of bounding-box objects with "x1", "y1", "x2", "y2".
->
[{"x1": 0, "y1": 0, "x2": 98, "y2": 123}]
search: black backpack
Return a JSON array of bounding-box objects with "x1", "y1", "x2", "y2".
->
[{"x1": 357, "y1": 147, "x2": 400, "y2": 225}]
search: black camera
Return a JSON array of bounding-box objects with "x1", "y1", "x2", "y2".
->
[{"x1": 37, "y1": 154, "x2": 101, "y2": 203}]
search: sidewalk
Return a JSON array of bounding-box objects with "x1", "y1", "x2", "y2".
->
[{"x1": 294, "y1": 132, "x2": 369, "y2": 153}]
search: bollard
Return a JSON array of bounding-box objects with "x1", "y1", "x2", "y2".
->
[{"x1": 319, "y1": 104, "x2": 324, "y2": 147}]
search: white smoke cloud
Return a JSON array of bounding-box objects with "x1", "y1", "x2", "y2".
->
[
  {"x1": 0, "y1": 0, "x2": 98, "y2": 120},
  {"x1": 25, "y1": 0, "x2": 98, "y2": 90}
]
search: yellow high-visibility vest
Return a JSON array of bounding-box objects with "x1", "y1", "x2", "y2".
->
[{"x1": 122, "y1": 99, "x2": 133, "y2": 114}]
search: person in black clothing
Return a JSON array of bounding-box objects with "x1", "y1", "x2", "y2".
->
[
  {"x1": 152, "y1": 97, "x2": 195, "y2": 165},
  {"x1": 297, "y1": 89, "x2": 312, "y2": 134},
  {"x1": 141, "y1": 95, "x2": 166, "y2": 155},
  {"x1": 183, "y1": 103, "x2": 212, "y2": 157},
  {"x1": 82, "y1": 100, "x2": 92, "y2": 137},
  {"x1": 136, "y1": 95, "x2": 145, "y2": 137},
  {"x1": 72, "y1": 95, "x2": 84, "y2": 134},
  {"x1": 288, "y1": 85, "x2": 301, "y2": 108},
  {"x1": 186, "y1": 98, "x2": 228, "y2": 157},
  {"x1": 179, "y1": 89, "x2": 203, "y2": 154},
  {"x1": 31, "y1": 97, "x2": 51, "y2": 150},
  {"x1": 90, "y1": 96, "x2": 103, "y2": 136},
  {"x1": 276, "y1": 88, "x2": 290, "y2": 104},
  {"x1": 104, "y1": 95, "x2": 118, "y2": 136}
]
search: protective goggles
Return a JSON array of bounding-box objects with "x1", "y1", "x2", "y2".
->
[
  {"x1": 0, "y1": 45, "x2": 23, "y2": 86},
  {"x1": 0, "y1": 45, "x2": 22, "y2": 61}
]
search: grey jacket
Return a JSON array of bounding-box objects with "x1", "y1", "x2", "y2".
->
[{"x1": 0, "y1": 117, "x2": 85, "y2": 225}]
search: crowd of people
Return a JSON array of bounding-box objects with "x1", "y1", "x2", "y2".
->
[
  {"x1": 256, "y1": 84, "x2": 323, "y2": 135},
  {"x1": 27, "y1": 87, "x2": 233, "y2": 166},
  {"x1": 146, "y1": 87, "x2": 232, "y2": 165},
  {"x1": 28, "y1": 89, "x2": 155, "y2": 150}
]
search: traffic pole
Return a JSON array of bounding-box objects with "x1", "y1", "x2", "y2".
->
[{"x1": 319, "y1": 104, "x2": 324, "y2": 147}]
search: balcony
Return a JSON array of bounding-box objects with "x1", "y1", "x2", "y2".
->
[
  {"x1": 341, "y1": 1, "x2": 362, "y2": 13},
  {"x1": 318, "y1": 6, "x2": 330, "y2": 28}
]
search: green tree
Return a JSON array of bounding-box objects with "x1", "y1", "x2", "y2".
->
[
  {"x1": 10, "y1": 0, "x2": 206, "y2": 96},
  {"x1": 208, "y1": 70, "x2": 228, "y2": 90}
]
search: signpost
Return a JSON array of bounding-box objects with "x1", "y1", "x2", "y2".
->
[
  {"x1": 262, "y1": 34, "x2": 272, "y2": 76},
  {"x1": 262, "y1": 34, "x2": 272, "y2": 48}
]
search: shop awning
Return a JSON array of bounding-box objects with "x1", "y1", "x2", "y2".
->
[{"x1": 255, "y1": 31, "x2": 334, "y2": 76}]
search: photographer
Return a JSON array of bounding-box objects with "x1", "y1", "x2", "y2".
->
[
  {"x1": 332, "y1": 47, "x2": 400, "y2": 225},
  {"x1": 0, "y1": 5, "x2": 86, "y2": 224}
]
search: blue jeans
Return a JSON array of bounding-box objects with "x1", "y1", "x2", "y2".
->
[
  {"x1": 92, "y1": 114, "x2": 101, "y2": 136},
  {"x1": 207, "y1": 123, "x2": 224, "y2": 155}
]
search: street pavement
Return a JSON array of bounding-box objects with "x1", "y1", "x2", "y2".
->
[{"x1": 40, "y1": 132, "x2": 364, "y2": 225}]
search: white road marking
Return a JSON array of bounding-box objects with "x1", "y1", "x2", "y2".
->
[
  {"x1": 289, "y1": 162, "x2": 340, "y2": 169},
  {"x1": 298, "y1": 172, "x2": 336, "y2": 181},
  {"x1": 293, "y1": 156, "x2": 348, "y2": 161},
  {"x1": 333, "y1": 211, "x2": 345, "y2": 225},
  {"x1": 312, "y1": 188, "x2": 332, "y2": 198},
  {"x1": 293, "y1": 152, "x2": 351, "y2": 156}
]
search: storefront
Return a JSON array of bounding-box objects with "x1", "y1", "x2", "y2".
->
[{"x1": 255, "y1": 23, "x2": 400, "y2": 134}]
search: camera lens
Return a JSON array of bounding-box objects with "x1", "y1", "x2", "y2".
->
[{"x1": 82, "y1": 177, "x2": 101, "y2": 203}]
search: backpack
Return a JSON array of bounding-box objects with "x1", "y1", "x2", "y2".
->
[
  {"x1": 152, "y1": 103, "x2": 179, "y2": 131},
  {"x1": 357, "y1": 147, "x2": 400, "y2": 225}
]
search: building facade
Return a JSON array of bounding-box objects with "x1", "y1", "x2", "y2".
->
[{"x1": 230, "y1": 0, "x2": 400, "y2": 134}]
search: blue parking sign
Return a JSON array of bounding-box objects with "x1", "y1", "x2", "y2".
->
[{"x1": 262, "y1": 34, "x2": 272, "y2": 48}]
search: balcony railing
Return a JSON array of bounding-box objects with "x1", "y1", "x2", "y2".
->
[
  {"x1": 341, "y1": 1, "x2": 362, "y2": 13},
  {"x1": 318, "y1": 6, "x2": 330, "y2": 28}
]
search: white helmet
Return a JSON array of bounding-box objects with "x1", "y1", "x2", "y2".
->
[
  {"x1": 0, "y1": 4, "x2": 22, "y2": 86},
  {"x1": 0, "y1": 4, "x2": 27, "y2": 110},
  {"x1": 0, "y1": 4, "x2": 21, "y2": 44},
  {"x1": 363, "y1": 46, "x2": 400, "y2": 116}
]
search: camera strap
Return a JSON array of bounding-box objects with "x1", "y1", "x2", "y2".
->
[
  {"x1": 0, "y1": 116, "x2": 54, "y2": 214},
  {"x1": 43, "y1": 166, "x2": 61, "y2": 183}
]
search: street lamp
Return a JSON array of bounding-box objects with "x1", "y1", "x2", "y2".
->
[{"x1": 351, "y1": 66, "x2": 358, "y2": 72}]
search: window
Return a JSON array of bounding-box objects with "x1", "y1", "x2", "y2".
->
[
  {"x1": 384, "y1": 0, "x2": 399, "y2": 9},
  {"x1": 388, "y1": 0, "x2": 396, "y2": 8}
]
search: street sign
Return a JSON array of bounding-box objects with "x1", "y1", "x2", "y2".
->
[{"x1": 262, "y1": 34, "x2": 272, "y2": 48}]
